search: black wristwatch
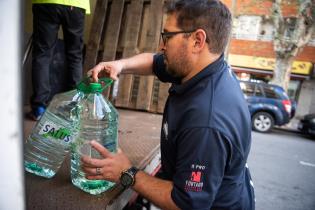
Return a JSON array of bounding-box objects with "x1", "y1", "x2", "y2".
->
[{"x1": 120, "y1": 166, "x2": 139, "y2": 188}]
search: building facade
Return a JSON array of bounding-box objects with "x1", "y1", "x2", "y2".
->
[{"x1": 222, "y1": 0, "x2": 315, "y2": 118}]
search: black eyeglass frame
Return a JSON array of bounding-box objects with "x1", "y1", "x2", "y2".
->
[{"x1": 160, "y1": 30, "x2": 196, "y2": 45}]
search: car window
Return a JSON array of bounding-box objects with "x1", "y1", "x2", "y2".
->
[
  {"x1": 240, "y1": 82, "x2": 255, "y2": 96},
  {"x1": 263, "y1": 86, "x2": 279, "y2": 99},
  {"x1": 255, "y1": 85, "x2": 264, "y2": 97},
  {"x1": 277, "y1": 89, "x2": 290, "y2": 100}
]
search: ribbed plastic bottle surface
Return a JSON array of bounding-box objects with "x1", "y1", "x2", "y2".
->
[
  {"x1": 24, "y1": 90, "x2": 83, "y2": 178},
  {"x1": 71, "y1": 89, "x2": 118, "y2": 195}
]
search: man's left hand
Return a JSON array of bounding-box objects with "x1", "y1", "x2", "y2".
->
[{"x1": 81, "y1": 140, "x2": 132, "y2": 183}]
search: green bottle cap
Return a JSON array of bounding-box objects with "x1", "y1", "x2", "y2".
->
[
  {"x1": 77, "y1": 82, "x2": 88, "y2": 92},
  {"x1": 88, "y1": 83, "x2": 102, "y2": 93},
  {"x1": 76, "y1": 77, "x2": 113, "y2": 93}
]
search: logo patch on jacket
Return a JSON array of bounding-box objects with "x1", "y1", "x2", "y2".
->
[
  {"x1": 184, "y1": 164, "x2": 205, "y2": 192},
  {"x1": 191, "y1": 171, "x2": 201, "y2": 182}
]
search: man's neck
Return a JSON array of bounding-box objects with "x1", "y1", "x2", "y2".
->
[{"x1": 181, "y1": 53, "x2": 221, "y2": 83}]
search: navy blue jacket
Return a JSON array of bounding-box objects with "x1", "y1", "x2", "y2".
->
[{"x1": 153, "y1": 54, "x2": 255, "y2": 210}]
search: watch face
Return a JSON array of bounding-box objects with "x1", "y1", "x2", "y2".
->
[{"x1": 121, "y1": 173, "x2": 133, "y2": 187}]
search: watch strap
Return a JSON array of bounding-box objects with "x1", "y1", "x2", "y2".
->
[
  {"x1": 128, "y1": 166, "x2": 139, "y2": 179},
  {"x1": 120, "y1": 166, "x2": 139, "y2": 188}
]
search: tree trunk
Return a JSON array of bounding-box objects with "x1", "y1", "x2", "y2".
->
[
  {"x1": 271, "y1": 0, "x2": 314, "y2": 92},
  {"x1": 270, "y1": 55, "x2": 294, "y2": 91}
]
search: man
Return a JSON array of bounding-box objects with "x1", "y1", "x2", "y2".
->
[
  {"x1": 29, "y1": 0, "x2": 90, "y2": 120},
  {"x1": 82, "y1": 0, "x2": 255, "y2": 209}
]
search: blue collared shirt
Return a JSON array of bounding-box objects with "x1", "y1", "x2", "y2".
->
[{"x1": 153, "y1": 53, "x2": 255, "y2": 210}]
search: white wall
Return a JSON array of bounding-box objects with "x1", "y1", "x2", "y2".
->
[
  {"x1": 0, "y1": 1, "x2": 25, "y2": 209},
  {"x1": 232, "y1": 15, "x2": 315, "y2": 46}
]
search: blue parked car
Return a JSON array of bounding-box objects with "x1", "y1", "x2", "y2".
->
[{"x1": 239, "y1": 81, "x2": 292, "y2": 133}]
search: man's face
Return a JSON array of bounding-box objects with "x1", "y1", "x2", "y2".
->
[{"x1": 161, "y1": 14, "x2": 192, "y2": 79}]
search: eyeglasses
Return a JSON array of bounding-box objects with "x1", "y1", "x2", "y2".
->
[{"x1": 160, "y1": 30, "x2": 196, "y2": 45}]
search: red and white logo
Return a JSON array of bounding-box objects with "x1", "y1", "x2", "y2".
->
[
  {"x1": 185, "y1": 171, "x2": 204, "y2": 192},
  {"x1": 191, "y1": 171, "x2": 201, "y2": 182}
]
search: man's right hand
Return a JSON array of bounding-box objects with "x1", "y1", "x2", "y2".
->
[
  {"x1": 87, "y1": 53, "x2": 155, "y2": 82},
  {"x1": 87, "y1": 60, "x2": 124, "y2": 82}
]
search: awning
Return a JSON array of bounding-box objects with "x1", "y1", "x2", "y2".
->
[
  {"x1": 232, "y1": 66, "x2": 310, "y2": 80},
  {"x1": 228, "y1": 54, "x2": 313, "y2": 76}
]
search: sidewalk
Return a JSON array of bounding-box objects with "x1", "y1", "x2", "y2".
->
[{"x1": 278, "y1": 117, "x2": 300, "y2": 133}]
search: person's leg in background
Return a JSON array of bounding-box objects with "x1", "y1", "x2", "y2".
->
[
  {"x1": 30, "y1": 4, "x2": 60, "y2": 120},
  {"x1": 61, "y1": 6, "x2": 85, "y2": 90}
]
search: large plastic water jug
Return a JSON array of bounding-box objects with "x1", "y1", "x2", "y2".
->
[
  {"x1": 71, "y1": 78, "x2": 119, "y2": 195},
  {"x1": 24, "y1": 87, "x2": 84, "y2": 178}
]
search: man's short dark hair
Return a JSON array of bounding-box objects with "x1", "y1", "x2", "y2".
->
[{"x1": 165, "y1": 0, "x2": 232, "y2": 54}]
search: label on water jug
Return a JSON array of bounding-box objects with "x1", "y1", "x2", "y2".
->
[{"x1": 39, "y1": 121, "x2": 73, "y2": 143}]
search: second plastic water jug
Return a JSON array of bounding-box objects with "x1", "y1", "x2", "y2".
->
[
  {"x1": 71, "y1": 79, "x2": 119, "y2": 195},
  {"x1": 24, "y1": 88, "x2": 84, "y2": 178}
]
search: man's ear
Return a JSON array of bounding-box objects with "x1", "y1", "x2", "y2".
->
[{"x1": 192, "y1": 29, "x2": 207, "y2": 53}]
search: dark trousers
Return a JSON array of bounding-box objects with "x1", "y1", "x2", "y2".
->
[{"x1": 31, "y1": 4, "x2": 85, "y2": 109}]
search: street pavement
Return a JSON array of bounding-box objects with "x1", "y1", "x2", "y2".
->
[{"x1": 248, "y1": 129, "x2": 315, "y2": 210}]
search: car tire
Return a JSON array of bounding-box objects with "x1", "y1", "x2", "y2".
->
[{"x1": 252, "y1": 112, "x2": 274, "y2": 133}]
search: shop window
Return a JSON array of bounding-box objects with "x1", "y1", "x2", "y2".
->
[
  {"x1": 233, "y1": 15, "x2": 261, "y2": 40},
  {"x1": 287, "y1": 80, "x2": 301, "y2": 101},
  {"x1": 258, "y1": 17, "x2": 273, "y2": 41},
  {"x1": 232, "y1": 15, "x2": 315, "y2": 46}
]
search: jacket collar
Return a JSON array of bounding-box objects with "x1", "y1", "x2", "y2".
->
[{"x1": 169, "y1": 54, "x2": 226, "y2": 95}]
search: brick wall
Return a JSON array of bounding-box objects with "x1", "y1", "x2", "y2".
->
[
  {"x1": 230, "y1": 40, "x2": 315, "y2": 61},
  {"x1": 222, "y1": 0, "x2": 298, "y2": 16},
  {"x1": 222, "y1": 0, "x2": 315, "y2": 63}
]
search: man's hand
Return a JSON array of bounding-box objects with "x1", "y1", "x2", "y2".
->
[
  {"x1": 81, "y1": 141, "x2": 180, "y2": 210},
  {"x1": 86, "y1": 53, "x2": 154, "y2": 82},
  {"x1": 81, "y1": 140, "x2": 132, "y2": 183},
  {"x1": 87, "y1": 60, "x2": 124, "y2": 82}
]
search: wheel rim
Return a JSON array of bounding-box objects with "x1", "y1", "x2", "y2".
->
[{"x1": 254, "y1": 114, "x2": 271, "y2": 132}]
